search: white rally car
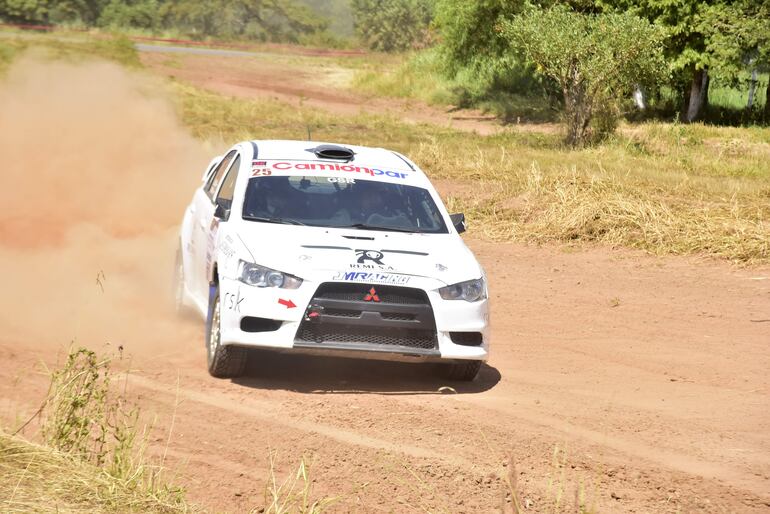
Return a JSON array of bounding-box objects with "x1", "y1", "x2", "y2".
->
[{"x1": 175, "y1": 140, "x2": 489, "y2": 381}]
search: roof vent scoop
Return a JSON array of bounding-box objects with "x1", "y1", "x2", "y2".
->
[{"x1": 309, "y1": 144, "x2": 355, "y2": 161}]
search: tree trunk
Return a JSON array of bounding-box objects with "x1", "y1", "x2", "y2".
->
[
  {"x1": 685, "y1": 67, "x2": 709, "y2": 123},
  {"x1": 747, "y1": 69, "x2": 758, "y2": 109},
  {"x1": 764, "y1": 80, "x2": 770, "y2": 121}
]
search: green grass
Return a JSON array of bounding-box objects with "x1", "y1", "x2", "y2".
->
[
  {"x1": 351, "y1": 49, "x2": 457, "y2": 106},
  {"x1": 709, "y1": 73, "x2": 769, "y2": 111},
  {"x1": 349, "y1": 49, "x2": 556, "y2": 122}
]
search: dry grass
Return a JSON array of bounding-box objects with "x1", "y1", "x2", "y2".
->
[
  {"x1": 0, "y1": 347, "x2": 190, "y2": 513},
  {"x1": 258, "y1": 451, "x2": 338, "y2": 514},
  {"x1": 416, "y1": 131, "x2": 769, "y2": 264},
  {"x1": 0, "y1": 432, "x2": 189, "y2": 513}
]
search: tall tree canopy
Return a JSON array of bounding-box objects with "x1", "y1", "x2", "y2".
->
[{"x1": 502, "y1": 5, "x2": 665, "y2": 145}]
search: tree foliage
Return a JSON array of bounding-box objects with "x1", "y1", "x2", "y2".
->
[
  {"x1": 502, "y1": 6, "x2": 666, "y2": 145},
  {"x1": 433, "y1": 0, "x2": 523, "y2": 75},
  {"x1": 0, "y1": 0, "x2": 107, "y2": 25},
  {"x1": 432, "y1": 0, "x2": 553, "y2": 113},
  {"x1": 0, "y1": 0, "x2": 327, "y2": 42},
  {"x1": 351, "y1": 0, "x2": 433, "y2": 52},
  {"x1": 598, "y1": 0, "x2": 770, "y2": 121},
  {"x1": 701, "y1": 0, "x2": 770, "y2": 81}
]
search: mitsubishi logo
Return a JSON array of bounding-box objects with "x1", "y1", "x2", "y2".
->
[{"x1": 363, "y1": 287, "x2": 380, "y2": 302}]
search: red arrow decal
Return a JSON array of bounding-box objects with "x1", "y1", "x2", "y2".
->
[{"x1": 278, "y1": 299, "x2": 296, "y2": 309}]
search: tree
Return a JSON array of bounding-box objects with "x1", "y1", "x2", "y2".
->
[
  {"x1": 351, "y1": 0, "x2": 432, "y2": 52},
  {"x1": 0, "y1": 0, "x2": 327, "y2": 42},
  {"x1": 701, "y1": 0, "x2": 770, "y2": 119},
  {"x1": 433, "y1": 0, "x2": 524, "y2": 75},
  {"x1": 162, "y1": 0, "x2": 325, "y2": 42},
  {"x1": 598, "y1": 0, "x2": 728, "y2": 122},
  {"x1": 98, "y1": 0, "x2": 162, "y2": 30},
  {"x1": 0, "y1": 0, "x2": 107, "y2": 25},
  {"x1": 501, "y1": 6, "x2": 666, "y2": 146}
]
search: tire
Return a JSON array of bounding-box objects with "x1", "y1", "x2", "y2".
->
[
  {"x1": 205, "y1": 284, "x2": 248, "y2": 378},
  {"x1": 440, "y1": 360, "x2": 482, "y2": 381}
]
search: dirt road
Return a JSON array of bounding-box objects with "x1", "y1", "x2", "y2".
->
[
  {"x1": 1, "y1": 54, "x2": 768, "y2": 513},
  {"x1": 139, "y1": 50, "x2": 521, "y2": 136}
]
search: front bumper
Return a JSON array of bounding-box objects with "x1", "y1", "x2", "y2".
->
[{"x1": 218, "y1": 276, "x2": 489, "y2": 362}]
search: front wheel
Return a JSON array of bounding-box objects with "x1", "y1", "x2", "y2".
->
[
  {"x1": 440, "y1": 360, "x2": 482, "y2": 381},
  {"x1": 206, "y1": 285, "x2": 248, "y2": 378}
]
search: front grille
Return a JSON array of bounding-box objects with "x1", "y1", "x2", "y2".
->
[
  {"x1": 381, "y1": 312, "x2": 415, "y2": 321},
  {"x1": 297, "y1": 326, "x2": 437, "y2": 350},
  {"x1": 323, "y1": 308, "x2": 359, "y2": 318},
  {"x1": 295, "y1": 283, "x2": 437, "y2": 351}
]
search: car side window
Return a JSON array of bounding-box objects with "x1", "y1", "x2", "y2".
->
[
  {"x1": 204, "y1": 150, "x2": 236, "y2": 201},
  {"x1": 215, "y1": 156, "x2": 240, "y2": 213}
]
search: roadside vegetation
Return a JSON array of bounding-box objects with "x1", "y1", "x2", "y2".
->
[
  {"x1": 352, "y1": 0, "x2": 770, "y2": 144},
  {"x1": 1, "y1": 348, "x2": 190, "y2": 513},
  {"x1": 3, "y1": 1, "x2": 768, "y2": 140},
  {"x1": 0, "y1": 432, "x2": 185, "y2": 513},
  {"x1": 1, "y1": 343, "x2": 337, "y2": 513}
]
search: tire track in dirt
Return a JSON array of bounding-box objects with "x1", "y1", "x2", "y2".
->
[
  {"x1": 442, "y1": 392, "x2": 770, "y2": 498},
  {"x1": 129, "y1": 374, "x2": 485, "y2": 472}
]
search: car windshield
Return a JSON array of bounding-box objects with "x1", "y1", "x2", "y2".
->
[{"x1": 242, "y1": 176, "x2": 448, "y2": 233}]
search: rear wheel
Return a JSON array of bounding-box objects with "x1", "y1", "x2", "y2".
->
[
  {"x1": 206, "y1": 285, "x2": 248, "y2": 378},
  {"x1": 440, "y1": 360, "x2": 482, "y2": 381}
]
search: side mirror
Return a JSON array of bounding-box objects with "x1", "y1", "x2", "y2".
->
[
  {"x1": 450, "y1": 213, "x2": 466, "y2": 234},
  {"x1": 214, "y1": 203, "x2": 230, "y2": 221}
]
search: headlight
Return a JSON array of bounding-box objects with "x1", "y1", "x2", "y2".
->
[
  {"x1": 438, "y1": 278, "x2": 486, "y2": 302},
  {"x1": 237, "y1": 260, "x2": 303, "y2": 289}
]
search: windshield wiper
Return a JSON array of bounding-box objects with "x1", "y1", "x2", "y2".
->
[
  {"x1": 243, "y1": 215, "x2": 305, "y2": 226},
  {"x1": 346, "y1": 223, "x2": 416, "y2": 233}
]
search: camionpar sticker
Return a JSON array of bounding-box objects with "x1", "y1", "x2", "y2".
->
[{"x1": 270, "y1": 161, "x2": 408, "y2": 180}]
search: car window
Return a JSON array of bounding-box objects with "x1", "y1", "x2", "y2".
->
[
  {"x1": 215, "y1": 156, "x2": 240, "y2": 212},
  {"x1": 242, "y1": 176, "x2": 448, "y2": 234},
  {"x1": 204, "y1": 150, "x2": 236, "y2": 200}
]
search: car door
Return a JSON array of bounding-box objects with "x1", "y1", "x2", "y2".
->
[
  {"x1": 205, "y1": 153, "x2": 241, "y2": 282},
  {"x1": 191, "y1": 149, "x2": 237, "y2": 302}
]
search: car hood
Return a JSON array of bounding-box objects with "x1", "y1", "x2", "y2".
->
[{"x1": 233, "y1": 223, "x2": 482, "y2": 286}]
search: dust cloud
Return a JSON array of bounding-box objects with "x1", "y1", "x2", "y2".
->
[{"x1": 0, "y1": 57, "x2": 210, "y2": 358}]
